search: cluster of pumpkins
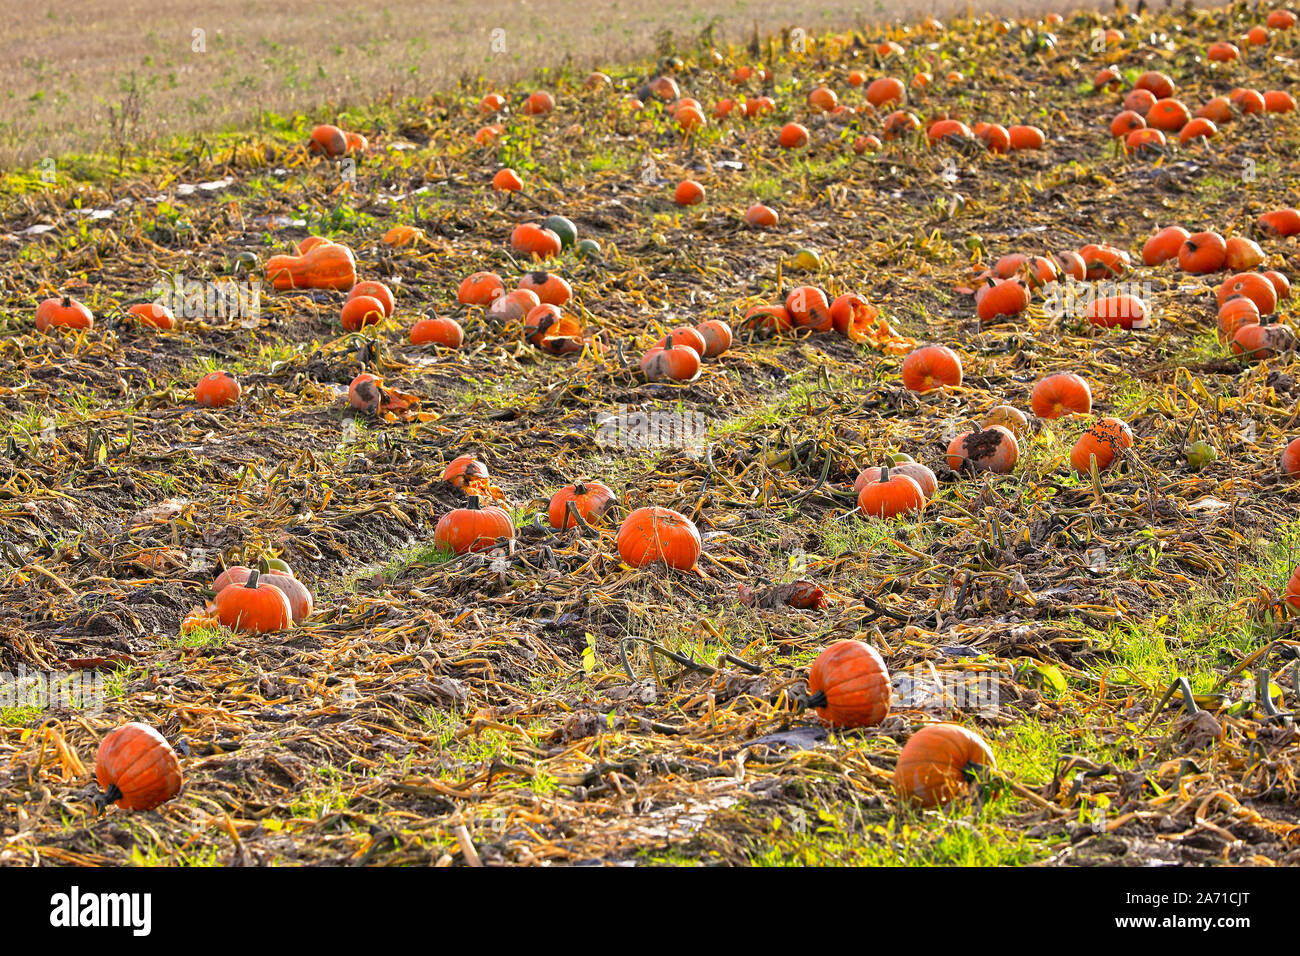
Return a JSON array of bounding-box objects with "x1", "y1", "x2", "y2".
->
[{"x1": 206, "y1": 558, "x2": 314, "y2": 635}]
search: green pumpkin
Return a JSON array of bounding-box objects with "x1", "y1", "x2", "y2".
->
[
  {"x1": 543, "y1": 215, "x2": 578, "y2": 249},
  {"x1": 576, "y1": 238, "x2": 601, "y2": 258}
]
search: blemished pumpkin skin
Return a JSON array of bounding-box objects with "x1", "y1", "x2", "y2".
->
[
  {"x1": 1257, "y1": 208, "x2": 1300, "y2": 238},
  {"x1": 695, "y1": 319, "x2": 733, "y2": 358},
  {"x1": 641, "y1": 339, "x2": 702, "y2": 383},
  {"x1": 307, "y1": 124, "x2": 348, "y2": 157},
  {"x1": 435, "y1": 496, "x2": 515, "y2": 554},
  {"x1": 195, "y1": 371, "x2": 241, "y2": 408},
  {"x1": 1109, "y1": 109, "x2": 1146, "y2": 138},
  {"x1": 853, "y1": 462, "x2": 938, "y2": 498},
  {"x1": 346, "y1": 281, "x2": 395, "y2": 318},
  {"x1": 517, "y1": 271, "x2": 572, "y2": 306},
  {"x1": 523, "y1": 305, "x2": 584, "y2": 355},
  {"x1": 1078, "y1": 243, "x2": 1131, "y2": 280},
  {"x1": 1217, "y1": 273, "x2": 1278, "y2": 316},
  {"x1": 901, "y1": 345, "x2": 962, "y2": 392},
  {"x1": 1281, "y1": 437, "x2": 1300, "y2": 476},
  {"x1": 127, "y1": 303, "x2": 176, "y2": 330},
  {"x1": 261, "y1": 568, "x2": 313, "y2": 624},
  {"x1": 786, "y1": 287, "x2": 833, "y2": 331},
  {"x1": 946, "y1": 425, "x2": 1019, "y2": 474},
  {"x1": 348, "y1": 373, "x2": 384, "y2": 414},
  {"x1": 1142, "y1": 226, "x2": 1190, "y2": 266},
  {"x1": 976, "y1": 279, "x2": 1029, "y2": 322},
  {"x1": 857, "y1": 466, "x2": 926, "y2": 518},
  {"x1": 443, "y1": 455, "x2": 489, "y2": 489},
  {"x1": 807, "y1": 640, "x2": 891, "y2": 728},
  {"x1": 1224, "y1": 237, "x2": 1266, "y2": 273},
  {"x1": 674, "y1": 180, "x2": 706, "y2": 206},
  {"x1": 488, "y1": 289, "x2": 541, "y2": 323},
  {"x1": 617, "y1": 506, "x2": 702, "y2": 570},
  {"x1": 265, "y1": 242, "x2": 356, "y2": 291},
  {"x1": 1070, "y1": 418, "x2": 1134, "y2": 474},
  {"x1": 975, "y1": 406, "x2": 1026, "y2": 439},
  {"x1": 655, "y1": 326, "x2": 707, "y2": 357},
  {"x1": 1032, "y1": 373, "x2": 1092, "y2": 418},
  {"x1": 96, "y1": 723, "x2": 183, "y2": 812},
  {"x1": 340, "y1": 295, "x2": 386, "y2": 332},
  {"x1": 829, "y1": 293, "x2": 881, "y2": 339},
  {"x1": 35, "y1": 296, "x2": 94, "y2": 331},
  {"x1": 882, "y1": 110, "x2": 921, "y2": 139},
  {"x1": 410, "y1": 316, "x2": 464, "y2": 348},
  {"x1": 548, "y1": 480, "x2": 617, "y2": 529},
  {"x1": 744, "y1": 204, "x2": 779, "y2": 228},
  {"x1": 894, "y1": 723, "x2": 996, "y2": 808},
  {"x1": 458, "y1": 272, "x2": 506, "y2": 306},
  {"x1": 215, "y1": 569, "x2": 293, "y2": 634},
  {"x1": 1056, "y1": 251, "x2": 1087, "y2": 281},
  {"x1": 1084, "y1": 294, "x2": 1149, "y2": 329},
  {"x1": 1179, "y1": 232, "x2": 1227, "y2": 274},
  {"x1": 1230, "y1": 322, "x2": 1298, "y2": 361}
]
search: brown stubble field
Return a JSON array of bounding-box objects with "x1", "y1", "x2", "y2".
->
[{"x1": 5, "y1": 0, "x2": 1090, "y2": 169}]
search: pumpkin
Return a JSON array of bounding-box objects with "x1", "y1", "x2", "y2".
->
[
  {"x1": 458, "y1": 271, "x2": 506, "y2": 306},
  {"x1": 713, "y1": 98, "x2": 736, "y2": 119},
  {"x1": 1123, "y1": 88, "x2": 1157, "y2": 115},
  {"x1": 743, "y1": 96, "x2": 775, "y2": 117},
  {"x1": 675, "y1": 105, "x2": 706, "y2": 131},
  {"x1": 1031, "y1": 372, "x2": 1092, "y2": 418},
  {"x1": 443, "y1": 455, "x2": 489, "y2": 489},
  {"x1": 1142, "y1": 226, "x2": 1190, "y2": 266},
  {"x1": 215, "y1": 569, "x2": 293, "y2": 634},
  {"x1": 584, "y1": 71, "x2": 611, "y2": 90},
  {"x1": 1078, "y1": 243, "x2": 1130, "y2": 280},
  {"x1": 212, "y1": 565, "x2": 252, "y2": 593},
  {"x1": 1265, "y1": 271, "x2": 1292, "y2": 300},
  {"x1": 517, "y1": 271, "x2": 572, "y2": 306},
  {"x1": 383, "y1": 225, "x2": 423, "y2": 247},
  {"x1": 1246, "y1": 25, "x2": 1271, "y2": 45},
  {"x1": 1178, "y1": 118, "x2": 1218, "y2": 145},
  {"x1": 744, "y1": 204, "x2": 779, "y2": 228},
  {"x1": 829, "y1": 293, "x2": 882, "y2": 340},
  {"x1": 96, "y1": 723, "x2": 183, "y2": 812},
  {"x1": 853, "y1": 462, "x2": 938, "y2": 498},
  {"x1": 510, "y1": 223, "x2": 563, "y2": 259},
  {"x1": 1147, "y1": 98, "x2": 1191, "y2": 132},
  {"x1": 1231, "y1": 321, "x2": 1297, "y2": 361},
  {"x1": 995, "y1": 256, "x2": 1028, "y2": 280},
  {"x1": 1084, "y1": 294, "x2": 1149, "y2": 329},
  {"x1": 1268, "y1": 9, "x2": 1298, "y2": 28},
  {"x1": 548, "y1": 480, "x2": 617, "y2": 529},
  {"x1": 641, "y1": 338, "x2": 702, "y2": 383},
  {"x1": 1218, "y1": 296, "x2": 1261, "y2": 342},
  {"x1": 807, "y1": 640, "x2": 891, "y2": 728},
  {"x1": 297, "y1": 236, "x2": 333, "y2": 254},
  {"x1": 1135, "y1": 71, "x2": 1175, "y2": 99},
  {"x1": 435, "y1": 496, "x2": 515, "y2": 554},
  {"x1": 1217, "y1": 273, "x2": 1278, "y2": 315},
  {"x1": 866, "y1": 77, "x2": 905, "y2": 106},
  {"x1": 882, "y1": 110, "x2": 922, "y2": 139},
  {"x1": 743, "y1": 304, "x2": 794, "y2": 333},
  {"x1": 348, "y1": 373, "x2": 386, "y2": 413},
  {"x1": 127, "y1": 303, "x2": 175, "y2": 330},
  {"x1": 1265, "y1": 90, "x2": 1297, "y2": 113},
  {"x1": 695, "y1": 319, "x2": 733, "y2": 358},
  {"x1": 1225, "y1": 237, "x2": 1266, "y2": 273},
  {"x1": 307, "y1": 124, "x2": 348, "y2": 157},
  {"x1": 976, "y1": 279, "x2": 1029, "y2": 322},
  {"x1": 35, "y1": 295, "x2": 94, "y2": 331},
  {"x1": 1024, "y1": 256, "x2": 1059, "y2": 288},
  {"x1": 617, "y1": 506, "x2": 701, "y2": 570},
  {"x1": 478, "y1": 92, "x2": 505, "y2": 113},
  {"x1": 341, "y1": 295, "x2": 386, "y2": 332},
  {"x1": 894, "y1": 723, "x2": 996, "y2": 807},
  {"x1": 786, "y1": 287, "x2": 833, "y2": 331},
  {"x1": 542, "y1": 215, "x2": 578, "y2": 249},
  {"x1": 1257, "y1": 208, "x2": 1300, "y2": 238},
  {"x1": 927, "y1": 119, "x2": 974, "y2": 145},
  {"x1": 1109, "y1": 110, "x2": 1146, "y2": 138},
  {"x1": 1094, "y1": 66, "x2": 1122, "y2": 91},
  {"x1": 807, "y1": 86, "x2": 838, "y2": 112},
  {"x1": 946, "y1": 425, "x2": 1019, "y2": 474},
  {"x1": 1057, "y1": 251, "x2": 1087, "y2": 281},
  {"x1": 474, "y1": 124, "x2": 504, "y2": 145},
  {"x1": 524, "y1": 91, "x2": 556, "y2": 115},
  {"x1": 647, "y1": 76, "x2": 680, "y2": 100},
  {"x1": 195, "y1": 371, "x2": 240, "y2": 408},
  {"x1": 674, "y1": 180, "x2": 706, "y2": 206},
  {"x1": 857, "y1": 466, "x2": 926, "y2": 518},
  {"x1": 1196, "y1": 97, "x2": 1233, "y2": 123},
  {"x1": 523, "y1": 304, "x2": 584, "y2": 354},
  {"x1": 982, "y1": 404, "x2": 1029, "y2": 436},
  {"x1": 492, "y1": 168, "x2": 524, "y2": 192},
  {"x1": 655, "y1": 326, "x2": 707, "y2": 357},
  {"x1": 852, "y1": 134, "x2": 882, "y2": 154},
  {"x1": 259, "y1": 563, "x2": 313, "y2": 624},
  {"x1": 1208, "y1": 40, "x2": 1240, "y2": 60},
  {"x1": 975, "y1": 122, "x2": 1011, "y2": 153},
  {"x1": 1232, "y1": 88, "x2": 1265, "y2": 114},
  {"x1": 1179, "y1": 231, "x2": 1227, "y2": 274},
  {"x1": 265, "y1": 242, "x2": 356, "y2": 291},
  {"x1": 1007, "y1": 125, "x2": 1045, "y2": 150},
  {"x1": 1070, "y1": 418, "x2": 1134, "y2": 474},
  {"x1": 1125, "y1": 128, "x2": 1167, "y2": 155},
  {"x1": 1280, "y1": 437, "x2": 1300, "y2": 476},
  {"x1": 410, "y1": 316, "x2": 464, "y2": 348},
  {"x1": 488, "y1": 288, "x2": 541, "y2": 323},
  {"x1": 901, "y1": 345, "x2": 962, "y2": 392},
  {"x1": 348, "y1": 281, "x2": 395, "y2": 316}
]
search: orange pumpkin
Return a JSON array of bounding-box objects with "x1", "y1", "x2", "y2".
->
[
  {"x1": 778, "y1": 123, "x2": 810, "y2": 148},
  {"x1": 1280, "y1": 437, "x2": 1300, "y2": 476},
  {"x1": 410, "y1": 316, "x2": 464, "y2": 348},
  {"x1": 655, "y1": 326, "x2": 708, "y2": 357},
  {"x1": 807, "y1": 640, "x2": 891, "y2": 728},
  {"x1": 901, "y1": 345, "x2": 962, "y2": 392},
  {"x1": 1217, "y1": 273, "x2": 1278, "y2": 315},
  {"x1": 640, "y1": 339, "x2": 701, "y2": 382},
  {"x1": 524, "y1": 91, "x2": 556, "y2": 115},
  {"x1": 215, "y1": 569, "x2": 293, "y2": 634},
  {"x1": 517, "y1": 271, "x2": 572, "y2": 306},
  {"x1": 435, "y1": 496, "x2": 515, "y2": 554},
  {"x1": 348, "y1": 281, "x2": 395, "y2": 316},
  {"x1": 744, "y1": 204, "x2": 779, "y2": 228},
  {"x1": 35, "y1": 295, "x2": 94, "y2": 331},
  {"x1": 786, "y1": 287, "x2": 833, "y2": 331},
  {"x1": 265, "y1": 242, "x2": 356, "y2": 291},
  {"x1": 857, "y1": 466, "x2": 926, "y2": 518},
  {"x1": 443, "y1": 455, "x2": 489, "y2": 490},
  {"x1": 341, "y1": 295, "x2": 386, "y2": 332},
  {"x1": 1147, "y1": 99, "x2": 1190, "y2": 132},
  {"x1": 1179, "y1": 231, "x2": 1227, "y2": 274},
  {"x1": 695, "y1": 319, "x2": 733, "y2": 358},
  {"x1": 894, "y1": 723, "x2": 996, "y2": 807},
  {"x1": 866, "y1": 76, "x2": 905, "y2": 107},
  {"x1": 617, "y1": 506, "x2": 701, "y2": 570},
  {"x1": 1142, "y1": 226, "x2": 1189, "y2": 266},
  {"x1": 96, "y1": 723, "x2": 183, "y2": 811},
  {"x1": 1084, "y1": 294, "x2": 1149, "y2": 330},
  {"x1": 195, "y1": 371, "x2": 240, "y2": 408},
  {"x1": 523, "y1": 304, "x2": 584, "y2": 355},
  {"x1": 1257, "y1": 208, "x2": 1300, "y2": 238},
  {"x1": 946, "y1": 425, "x2": 1019, "y2": 474},
  {"x1": 1070, "y1": 418, "x2": 1134, "y2": 474},
  {"x1": 1031, "y1": 372, "x2": 1091, "y2": 418},
  {"x1": 458, "y1": 271, "x2": 506, "y2": 306},
  {"x1": 853, "y1": 462, "x2": 938, "y2": 498},
  {"x1": 126, "y1": 303, "x2": 175, "y2": 330},
  {"x1": 548, "y1": 480, "x2": 617, "y2": 529},
  {"x1": 307, "y1": 124, "x2": 348, "y2": 157},
  {"x1": 510, "y1": 223, "x2": 563, "y2": 259},
  {"x1": 976, "y1": 279, "x2": 1029, "y2": 323},
  {"x1": 492, "y1": 168, "x2": 524, "y2": 192},
  {"x1": 674, "y1": 180, "x2": 706, "y2": 206}
]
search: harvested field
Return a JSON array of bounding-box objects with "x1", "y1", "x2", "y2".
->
[{"x1": 2, "y1": 2, "x2": 1300, "y2": 871}]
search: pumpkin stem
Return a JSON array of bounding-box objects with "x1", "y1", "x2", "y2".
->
[
  {"x1": 804, "y1": 689, "x2": 828, "y2": 710},
  {"x1": 466, "y1": 495, "x2": 481, "y2": 510},
  {"x1": 880, "y1": 465, "x2": 890, "y2": 483},
  {"x1": 257, "y1": 556, "x2": 271, "y2": 575},
  {"x1": 246, "y1": 568, "x2": 260, "y2": 589},
  {"x1": 95, "y1": 782, "x2": 123, "y2": 812},
  {"x1": 61, "y1": 295, "x2": 72, "y2": 307},
  {"x1": 573, "y1": 481, "x2": 587, "y2": 496}
]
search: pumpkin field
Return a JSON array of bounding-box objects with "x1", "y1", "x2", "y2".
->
[{"x1": 5, "y1": 2, "x2": 1300, "y2": 873}]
